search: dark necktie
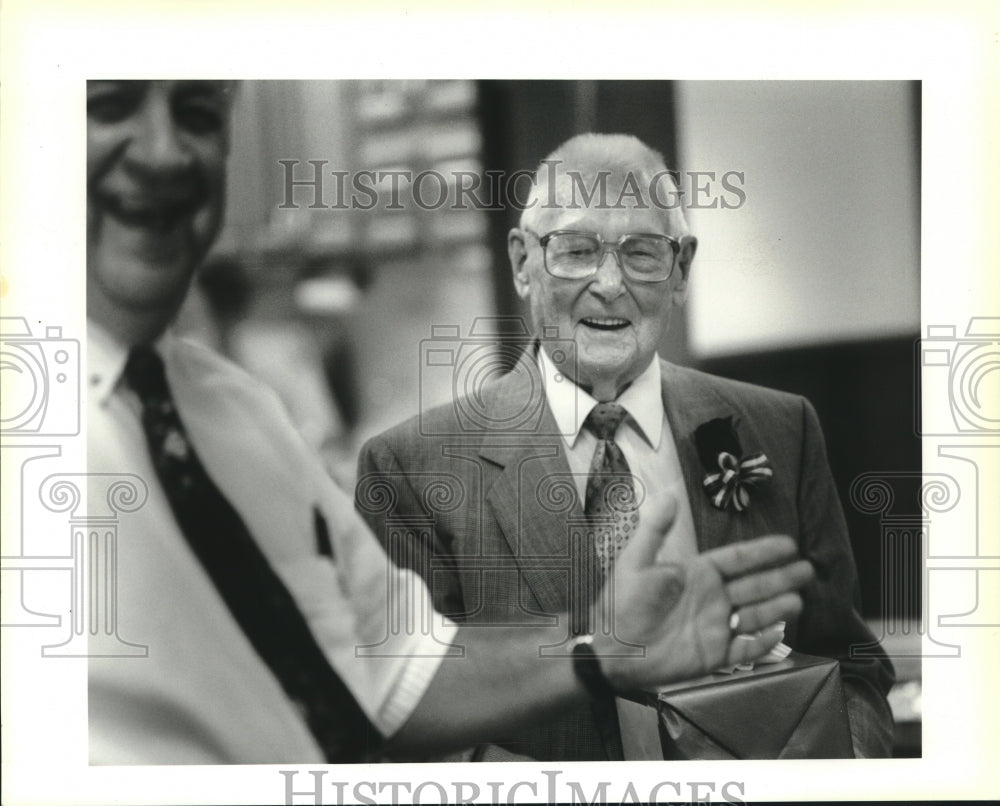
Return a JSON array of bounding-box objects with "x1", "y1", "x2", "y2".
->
[
  {"x1": 583, "y1": 403, "x2": 662, "y2": 760},
  {"x1": 584, "y1": 402, "x2": 639, "y2": 574},
  {"x1": 124, "y1": 346, "x2": 377, "y2": 762},
  {"x1": 579, "y1": 402, "x2": 639, "y2": 760}
]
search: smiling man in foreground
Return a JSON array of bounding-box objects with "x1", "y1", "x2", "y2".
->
[{"x1": 357, "y1": 133, "x2": 895, "y2": 761}]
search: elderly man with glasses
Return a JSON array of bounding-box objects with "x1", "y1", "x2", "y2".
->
[{"x1": 357, "y1": 133, "x2": 894, "y2": 762}]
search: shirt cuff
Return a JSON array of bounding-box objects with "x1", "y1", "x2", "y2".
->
[{"x1": 374, "y1": 614, "x2": 459, "y2": 736}]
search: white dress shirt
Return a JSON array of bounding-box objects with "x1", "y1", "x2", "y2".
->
[
  {"x1": 87, "y1": 322, "x2": 456, "y2": 764},
  {"x1": 537, "y1": 347, "x2": 698, "y2": 563}
]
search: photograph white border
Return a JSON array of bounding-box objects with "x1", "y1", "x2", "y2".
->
[{"x1": 2, "y1": 1, "x2": 998, "y2": 803}]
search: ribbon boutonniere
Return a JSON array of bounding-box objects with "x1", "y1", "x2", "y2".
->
[{"x1": 694, "y1": 416, "x2": 772, "y2": 512}]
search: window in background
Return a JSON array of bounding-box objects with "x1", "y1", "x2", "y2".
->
[{"x1": 188, "y1": 81, "x2": 497, "y2": 479}]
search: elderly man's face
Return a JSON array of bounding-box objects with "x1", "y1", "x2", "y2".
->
[
  {"x1": 510, "y1": 173, "x2": 692, "y2": 399},
  {"x1": 86, "y1": 80, "x2": 230, "y2": 327}
]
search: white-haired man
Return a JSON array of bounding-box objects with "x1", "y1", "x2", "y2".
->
[{"x1": 358, "y1": 133, "x2": 894, "y2": 761}]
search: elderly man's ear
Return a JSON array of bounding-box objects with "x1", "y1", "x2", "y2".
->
[
  {"x1": 671, "y1": 235, "x2": 697, "y2": 306},
  {"x1": 508, "y1": 227, "x2": 530, "y2": 300}
]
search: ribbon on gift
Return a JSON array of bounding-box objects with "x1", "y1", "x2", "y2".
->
[
  {"x1": 703, "y1": 451, "x2": 773, "y2": 512},
  {"x1": 717, "y1": 622, "x2": 791, "y2": 674}
]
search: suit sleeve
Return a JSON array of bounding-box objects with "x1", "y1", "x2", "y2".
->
[
  {"x1": 355, "y1": 434, "x2": 544, "y2": 762},
  {"x1": 794, "y1": 398, "x2": 896, "y2": 758},
  {"x1": 355, "y1": 433, "x2": 467, "y2": 620}
]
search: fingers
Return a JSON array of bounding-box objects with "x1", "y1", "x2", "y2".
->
[
  {"x1": 725, "y1": 559, "x2": 814, "y2": 607},
  {"x1": 704, "y1": 535, "x2": 799, "y2": 579},
  {"x1": 725, "y1": 623, "x2": 785, "y2": 667},
  {"x1": 730, "y1": 592, "x2": 803, "y2": 634},
  {"x1": 617, "y1": 492, "x2": 678, "y2": 570}
]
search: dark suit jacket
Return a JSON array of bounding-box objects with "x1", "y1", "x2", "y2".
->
[{"x1": 356, "y1": 353, "x2": 895, "y2": 760}]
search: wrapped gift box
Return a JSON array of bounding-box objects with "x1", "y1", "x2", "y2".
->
[{"x1": 648, "y1": 652, "x2": 854, "y2": 759}]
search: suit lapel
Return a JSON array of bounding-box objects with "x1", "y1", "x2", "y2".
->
[
  {"x1": 476, "y1": 355, "x2": 760, "y2": 598},
  {"x1": 478, "y1": 351, "x2": 597, "y2": 614},
  {"x1": 660, "y1": 360, "x2": 752, "y2": 553},
  {"x1": 479, "y1": 352, "x2": 618, "y2": 760}
]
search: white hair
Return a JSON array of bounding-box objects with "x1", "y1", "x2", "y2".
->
[{"x1": 518, "y1": 133, "x2": 690, "y2": 236}]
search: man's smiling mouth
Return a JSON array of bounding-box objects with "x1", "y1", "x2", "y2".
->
[
  {"x1": 99, "y1": 194, "x2": 200, "y2": 235},
  {"x1": 580, "y1": 317, "x2": 630, "y2": 331}
]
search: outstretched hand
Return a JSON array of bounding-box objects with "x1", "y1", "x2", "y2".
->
[{"x1": 594, "y1": 493, "x2": 814, "y2": 692}]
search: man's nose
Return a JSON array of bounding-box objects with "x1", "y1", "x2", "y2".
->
[
  {"x1": 125, "y1": 96, "x2": 193, "y2": 176},
  {"x1": 589, "y1": 248, "x2": 626, "y2": 299}
]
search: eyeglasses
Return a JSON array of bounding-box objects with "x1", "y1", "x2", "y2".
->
[{"x1": 527, "y1": 229, "x2": 680, "y2": 283}]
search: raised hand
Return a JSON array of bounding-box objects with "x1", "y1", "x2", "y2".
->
[{"x1": 594, "y1": 493, "x2": 814, "y2": 692}]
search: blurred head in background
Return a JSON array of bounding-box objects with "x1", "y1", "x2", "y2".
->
[
  {"x1": 86, "y1": 80, "x2": 234, "y2": 345},
  {"x1": 507, "y1": 133, "x2": 698, "y2": 401}
]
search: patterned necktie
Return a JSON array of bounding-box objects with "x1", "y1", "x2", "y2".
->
[
  {"x1": 124, "y1": 346, "x2": 377, "y2": 762},
  {"x1": 584, "y1": 402, "x2": 639, "y2": 574}
]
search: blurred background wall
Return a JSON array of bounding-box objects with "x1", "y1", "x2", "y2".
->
[{"x1": 179, "y1": 80, "x2": 921, "y2": 753}]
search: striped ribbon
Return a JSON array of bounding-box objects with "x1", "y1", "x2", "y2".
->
[{"x1": 702, "y1": 451, "x2": 773, "y2": 511}]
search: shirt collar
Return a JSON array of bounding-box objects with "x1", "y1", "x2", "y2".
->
[
  {"x1": 87, "y1": 320, "x2": 172, "y2": 405},
  {"x1": 88, "y1": 320, "x2": 129, "y2": 405},
  {"x1": 537, "y1": 346, "x2": 664, "y2": 450}
]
